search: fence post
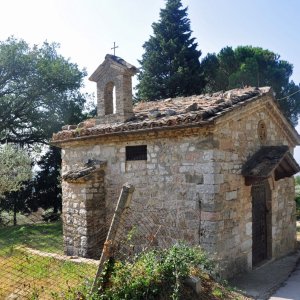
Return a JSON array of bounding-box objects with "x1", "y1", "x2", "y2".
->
[{"x1": 91, "y1": 182, "x2": 135, "y2": 292}]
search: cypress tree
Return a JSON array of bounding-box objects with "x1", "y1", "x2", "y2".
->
[{"x1": 137, "y1": 0, "x2": 204, "y2": 101}]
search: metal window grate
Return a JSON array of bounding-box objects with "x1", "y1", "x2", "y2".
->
[{"x1": 126, "y1": 145, "x2": 147, "y2": 161}]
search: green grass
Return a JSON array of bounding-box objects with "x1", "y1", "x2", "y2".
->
[
  {"x1": 0, "y1": 248, "x2": 97, "y2": 299},
  {"x1": 0, "y1": 221, "x2": 63, "y2": 255},
  {"x1": 0, "y1": 221, "x2": 97, "y2": 299}
]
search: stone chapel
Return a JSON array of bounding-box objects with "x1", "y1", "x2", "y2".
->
[{"x1": 52, "y1": 54, "x2": 300, "y2": 278}]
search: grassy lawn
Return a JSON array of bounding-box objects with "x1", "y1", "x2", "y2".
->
[
  {"x1": 0, "y1": 222, "x2": 97, "y2": 299},
  {"x1": 0, "y1": 221, "x2": 63, "y2": 255},
  {"x1": 0, "y1": 222, "x2": 251, "y2": 300}
]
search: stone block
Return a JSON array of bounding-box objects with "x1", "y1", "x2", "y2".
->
[
  {"x1": 226, "y1": 190, "x2": 237, "y2": 201},
  {"x1": 201, "y1": 211, "x2": 221, "y2": 221},
  {"x1": 214, "y1": 174, "x2": 224, "y2": 184},
  {"x1": 204, "y1": 174, "x2": 214, "y2": 184},
  {"x1": 246, "y1": 222, "x2": 252, "y2": 235},
  {"x1": 194, "y1": 162, "x2": 214, "y2": 174},
  {"x1": 185, "y1": 276, "x2": 202, "y2": 294},
  {"x1": 240, "y1": 239, "x2": 252, "y2": 252},
  {"x1": 185, "y1": 174, "x2": 203, "y2": 184}
]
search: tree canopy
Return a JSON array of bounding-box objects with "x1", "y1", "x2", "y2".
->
[
  {"x1": 137, "y1": 0, "x2": 204, "y2": 100},
  {"x1": 0, "y1": 144, "x2": 31, "y2": 197},
  {"x1": 201, "y1": 46, "x2": 300, "y2": 125},
  {"x1": 0, "y1": 37, "x2": 92, "y2": 220},
  {"x1": 0, "y1": 37, "x2": 87, "y2": 145},
  {"x1": 136, "y1": 2, "x2": 300, "y2": 126}
]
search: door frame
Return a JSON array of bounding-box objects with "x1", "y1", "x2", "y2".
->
[{"x1": 251, "y1": 179, "x2": 272, "y2": 267}]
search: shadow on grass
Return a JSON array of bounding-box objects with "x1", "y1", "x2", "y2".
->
[{"x1": 0, "y1": 221, "x2": 63, "y2": 254}]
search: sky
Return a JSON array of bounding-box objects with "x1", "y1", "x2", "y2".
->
[{"x1": 1, "y1": 0, "x2": 300, "y2": 160}]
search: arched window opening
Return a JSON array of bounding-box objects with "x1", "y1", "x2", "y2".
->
[{"x1": 104, "y1": 82, "x2": 115, "y2": 115}]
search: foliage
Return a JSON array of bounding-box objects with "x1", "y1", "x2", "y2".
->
[
  {"x1": 295, "y1": 175, "x2": 300, "y2": 186},
  {"x1": 137, "y1": 0, "x2": 204, "y2": 101},
  {"x1": 0, "y1": 36, "x2": 95, "y2": 218},
  {"x1": 0, "y1": 144, "x2": 31, "y2": 197},
  {"x1": 10, "y1": 106, "x2": 96, "y2": 220},
  {"x1": 0, "y1": 146, "x2": 63, "y2": 225},
  {"x1": 212, "y1": 287, "x2": 224, "y2": 298},
  {"x1": 0, "y1": 36, "x2": 87, "y2": 145},
  {"x1": 97, "y1": 243, "x2": 211, "y2": 300},
  {"x1": 30, "y1": 146, "x2": 62, "y2": 213},
  {"x1": 0, "y1": 182, "x2": 34, "y2": 225},
  {"x1": 201, "y1": 46, "x2": 300, "y2": 125}
]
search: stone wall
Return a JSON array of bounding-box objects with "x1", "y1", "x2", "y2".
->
[
  {"x1": 61, "y1": 94, "x2": 297, "y2": 277},
  {"x1": 62, "y1": 169, "x2": 106, "y2": 259},
  {"x1": 272, "y1": 177, "x2": 296, "y2": 257},
  {"x1": 61, "y1": 130, "x2": 220, "y2": 255},
  {"x1": 212, "y1": 94, "x2": 296, "y2": 276}
]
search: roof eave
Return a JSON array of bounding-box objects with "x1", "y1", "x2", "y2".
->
[
  {"x1": 51, "y1": 120, "x2": 214, "y2": 148},
  {"x1": 89, "y1": 55, "x2": 138, "y2": 82}
]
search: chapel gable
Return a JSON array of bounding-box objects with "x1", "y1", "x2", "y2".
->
[{"x1": 89, "y1": 55, "x2": 138, "y2": 124}]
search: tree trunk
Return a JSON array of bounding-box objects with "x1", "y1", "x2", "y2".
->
[{"x1": 13, "y1": 202, "x2": 17, "y2": 226}]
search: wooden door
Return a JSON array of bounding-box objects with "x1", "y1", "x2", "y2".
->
[{"x1": 252, "y1": 181, "x2": 268, "y2": 266}]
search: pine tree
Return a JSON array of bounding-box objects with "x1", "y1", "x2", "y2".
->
[{"x1": 137, "y1": 0, "x2": 204, "y2": 101}]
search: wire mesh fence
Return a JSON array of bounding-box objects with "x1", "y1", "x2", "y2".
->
[
  {"x1": 0, "y1": 185, "x2": 244, "y2": 300},
  {"x1": 0, "y1": 203, "x2": 202, "y2": 299},
  {"x1": 0, "y1": 210, "x2": 97, "y2": 299},
  {"x1": 0, "y1": 207, "x2": 183, "y2": 299}
]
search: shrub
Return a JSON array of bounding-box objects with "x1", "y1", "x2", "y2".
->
[{"x1": 91, "y1": 243, "x2": 212, "y2": 300}]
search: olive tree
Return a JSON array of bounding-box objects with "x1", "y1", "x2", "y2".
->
[
  {"x1": 0, "y1": 144, "x2": 31, "y2": 225},
  {"x1": 0, "y1": 144, "x2": 31, "y2": 195}
]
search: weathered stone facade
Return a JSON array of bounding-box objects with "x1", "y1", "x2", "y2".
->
[
  {"x1": 62, "y1": 160, "x2": 106, "y2": 258},
  {"x1": 52, "y1": 55, "x2": 300, "y2": 278},
  {"x1": 207, "y1": 96, "x2": 298, "y2": 275}
]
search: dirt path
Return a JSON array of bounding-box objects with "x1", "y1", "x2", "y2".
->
[{"x1": 17, "y1": 246, "x2": 99, "y2": 265}]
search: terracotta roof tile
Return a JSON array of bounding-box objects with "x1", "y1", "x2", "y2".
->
[{"x1": 52, "y1": 86, "x2": 271, "y2": 142}]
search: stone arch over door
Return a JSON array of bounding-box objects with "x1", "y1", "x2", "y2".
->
[{"x1": 251, "y1": 179, "x2": 272, "y2": 267}]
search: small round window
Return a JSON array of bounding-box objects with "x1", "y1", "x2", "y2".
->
[{"x1": 258, "y1": 120, "x2": 267, "y2": 143}]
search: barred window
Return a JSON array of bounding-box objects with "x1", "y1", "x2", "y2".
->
[{"x1": 126, "y1": 145, "x2": 147, "y2": 161}]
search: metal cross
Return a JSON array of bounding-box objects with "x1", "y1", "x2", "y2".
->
[{"x1": 111, "y1": 42, "x2": 119, "y2": 56}]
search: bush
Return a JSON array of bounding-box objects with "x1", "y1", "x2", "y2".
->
[{"x1": 92, "y1": 243, "x2": 212, "y2": 300}]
